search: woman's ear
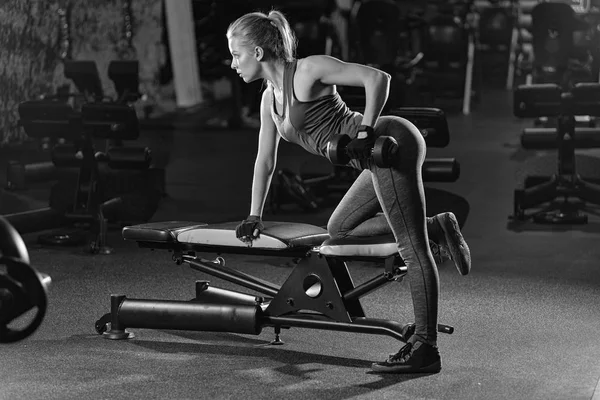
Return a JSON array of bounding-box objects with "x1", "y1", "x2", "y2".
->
[{"x1": 254, "y1": 46, "x2": 264, "y2": 61}]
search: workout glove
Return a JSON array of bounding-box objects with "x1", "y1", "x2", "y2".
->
[
  {"x1": 346, "y1": 125, "x2": 375, "y2": 160},
  {"x1": 235, "y1": 215, "x2": 264, "y2": 242}
]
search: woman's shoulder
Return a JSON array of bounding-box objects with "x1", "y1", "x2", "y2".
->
[
  {"x1": 296, "y1": 55, "x2": 346, "y2": 78},
  {"x1": 296, "y1": 55, "x2": 331, "y2": 71},
  {"x1": 296, "y1": 55, "x2": 336, "y2": 83}
]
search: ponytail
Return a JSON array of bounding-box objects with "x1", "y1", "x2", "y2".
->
[{"x1": 266, "y1": 10, "x2": 297, "y2": 62}]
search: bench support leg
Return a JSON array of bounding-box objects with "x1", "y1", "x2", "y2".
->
[{"x1": 265, "y1": 252, "x2": 356, "y2": 322}]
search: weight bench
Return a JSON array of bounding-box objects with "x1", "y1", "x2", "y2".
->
[
  {"x1": 96, "y1": 221, "x2": 453, "y2": 345},
  {"x1": 512, "y1": 82, "x2": 600, "y2": 223},
  {"x1": 12, "y1": 98, "x2": 152, "y2": 251}
]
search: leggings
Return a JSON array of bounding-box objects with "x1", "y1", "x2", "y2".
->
[{"x1": 327, "y1": 115, "x2": 439, "y2": 345}]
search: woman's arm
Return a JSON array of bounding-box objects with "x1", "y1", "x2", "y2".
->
[
  {"x1": 249, "y1": 86, "x2": 281, "y2": 217},
  {"x1": 302, "y1": 55, "x2": 391, "y2": 129}
]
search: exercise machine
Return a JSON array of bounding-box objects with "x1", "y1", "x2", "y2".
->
[
  {"x1": 411, "y1": 0, "x2": 479, "y2": 114},
  {"x1": 6, "y1": 86, "x2": 154, "y2": 252},
  {"x1": 346, "y1": 0, "x2": 425, "y2": 111},
  {"x1": 0, "y1": 216, "x2": 51, "y2": 343},
  {"x1": 529, "y1": 1, "x2": 593, "y2": 86},
  {"x1": 476, "y1": 0, "x2": 519, "y2": 87},
  {"x1": 512, "y1": 82, "x2": 600, "y2": 223},
  {"x1": 5, "y1": 60, "x2": 142, "y2": 191},
  {"x1": 95, "y1": 221, "x2": 454, "y2": 345},
  {"x1": 280, "y1": 0, "x2": 338, "y2": 58}
]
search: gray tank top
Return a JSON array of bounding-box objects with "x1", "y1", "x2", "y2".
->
[{"x1": 270, "y1": 60, "x2": 362, "y2": 158}]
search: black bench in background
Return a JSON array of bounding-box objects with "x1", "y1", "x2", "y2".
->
[
  {"x1": 6, "y1": 97, "x2": 154, "y2": 254},
  {"x1": 512, "y1": 82, "x2": 600, "y2": 224}
]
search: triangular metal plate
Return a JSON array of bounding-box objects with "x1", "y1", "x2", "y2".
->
[{"x1": 265, "y1": 253, "x2": 352, "y2": 322}]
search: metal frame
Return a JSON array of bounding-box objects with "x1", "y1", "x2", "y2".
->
[{"x1": 96, "y1": 248, "x2": 454, "y2": 344}]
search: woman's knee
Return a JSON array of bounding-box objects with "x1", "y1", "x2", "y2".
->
[
  {"x1": 326, "y1": 212, "x2": 342, "y2": 237},
  {"x1": 326, "y1": 220, "x2": 337, "y2": 237},
  {"x1": 376, "y1": 116, "x2": 422, "y2": 143}
]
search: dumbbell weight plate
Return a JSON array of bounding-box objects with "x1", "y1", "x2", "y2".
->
[
  {"x1": 326, "y1": 134, "x2": 352, "y2": 166},
  {"x1": 373, "y1": 136, "x2": 399, "y2": 168},
  {"x1": 0, "y1": 258, "x2": 48, "y2": 343}
]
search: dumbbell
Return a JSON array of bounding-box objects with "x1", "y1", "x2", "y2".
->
[{"x1": 326, "y1": 134, "x2": 399, "y2": 167}]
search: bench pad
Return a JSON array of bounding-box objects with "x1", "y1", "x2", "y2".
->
[
  {"x1": 123, "y1": 221, "x2": 329, "y2": 250},
  {"x1": 122, "y1": 221, "x2": 208, "y2": 243},
  {"x1": 320, "y1": 234, "x2": 398, "y2": 258},
  {"x1": 123, "y1": 221, "x2": 399, "y2": 258}
]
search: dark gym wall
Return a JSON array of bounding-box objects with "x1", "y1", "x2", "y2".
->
[{"x1": 0, "y1": 0, "x2": 165, "y2": 144}]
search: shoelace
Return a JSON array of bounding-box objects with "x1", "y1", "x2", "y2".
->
[
  {"x1": 429, "y1": 241, "x2": 451, "y2": 264},
  {"x1": 388, "y1": 342, "x2": 413, "y2": 363}
]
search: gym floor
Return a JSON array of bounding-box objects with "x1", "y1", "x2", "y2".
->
[{"x1": 1, "y1": 87, "x2": 599, "y2": 400}]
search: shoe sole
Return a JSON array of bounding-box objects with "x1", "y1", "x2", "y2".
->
[
  {"x1": 371, "y1": 359, "x2": 442, "y2": 374},
  {"x1": 439, "y1": 212, "x2": 471, "y2": 276}
]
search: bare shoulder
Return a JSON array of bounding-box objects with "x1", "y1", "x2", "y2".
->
[
  {"x1": 297, "y1": 55, "x2": 342, "y2": 76},
  {"x1": 298, "y1": 55, "x2": 388, "y2": 88}
]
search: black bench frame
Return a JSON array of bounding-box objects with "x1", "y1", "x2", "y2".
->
[
  {"x1": 95, "y1": 226, "x2": 453, "y2": 345},
  {"x1": 512, "y1": 82, "x2": 600, "y2": 224}
]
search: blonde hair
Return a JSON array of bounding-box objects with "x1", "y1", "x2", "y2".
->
[{"x1": 226, "y1": 10, "x2": 297, "y2": 62}]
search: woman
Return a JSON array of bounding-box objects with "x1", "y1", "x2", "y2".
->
[{"x1": 229, "y1": 10, "x2": 471, "y2": 373}]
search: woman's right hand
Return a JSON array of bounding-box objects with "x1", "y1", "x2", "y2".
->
[
  {"x1": 346, "y1": 125, "x2": 376, "y2": 160},
  {"x1": 235, "y1": 215, "x2": 264, "y2": 244}
]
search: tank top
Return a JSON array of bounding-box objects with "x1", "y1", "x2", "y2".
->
[{"x1": 270, "y1": 60, "x2": 363, "y2": 159}]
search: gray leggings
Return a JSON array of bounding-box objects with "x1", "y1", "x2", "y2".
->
[{"x1": 327, "y1": 115, "x2": 439, "y2": 344}]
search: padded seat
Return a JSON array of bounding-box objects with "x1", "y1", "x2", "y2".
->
[
  {"x1": 122, "y1": 221, "x2": 329, "y2": 255},
  {"x1": 122, "y1": 221, "x2": 208, "y2": 243},
  {"x1": 175, "y1": 221, "x2": 329, "y2": 249},
  {"x1": 123, "y1": 221, "x2": 399, "y2": 259},
  {"x1": 320, "y1": 234, "x2": 398, "y2": 258}
]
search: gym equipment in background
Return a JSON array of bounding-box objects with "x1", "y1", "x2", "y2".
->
[
  {"x1": 192, "y1": 0, "x2": 259, "y2": 128},
  {"x1": 528, "y1": 2, "x2": 592, "y2": 86},
  {"x1": 476, "y1": 0, "x2": 519, "y2": 87},
  {"x1": 6, "y1": 62, "x2": 158, "y2": 253},
  {"x1": 512, "y1": 82, "x2": 600, "y2": 224},
  {"x1": 512, "y1": 2, "x2": 599, "y2": 138},
  {"x1": 279, "y1": 0, "x2": 338, "y2": 58},
  {"x1": 344, "y1": 0, "x2": 424, "y2": 111},
  {"x1": 5, "y1": 60, "x2": 143, "y2": 191},
  {"x1": 95, "y1": 221, "x2": 454, "y2": 346},
  {"x1": 504, "y1": 0, "x2": 596, "y2": 88},
  {"x1": 411, "y1": 0, "x2": 480, "y2": 114},
  {"x1": 0, "y1": 216, "x2": 51, "y2": 343}
]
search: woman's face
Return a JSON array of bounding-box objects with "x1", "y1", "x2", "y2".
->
[{"x1": 228, "y1": 36, "x2": 261, "y2": 83}]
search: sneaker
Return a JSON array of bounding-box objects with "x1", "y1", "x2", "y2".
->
[
  {"x1": 429, "y1": 239, "x2": 451, "y2": 265},
  {"x1": 371, "y1": 341, "x2": 442, "y2": 374},
  {"x1": 434, "y1": 212, "x2": 471, "y2": 276}
]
